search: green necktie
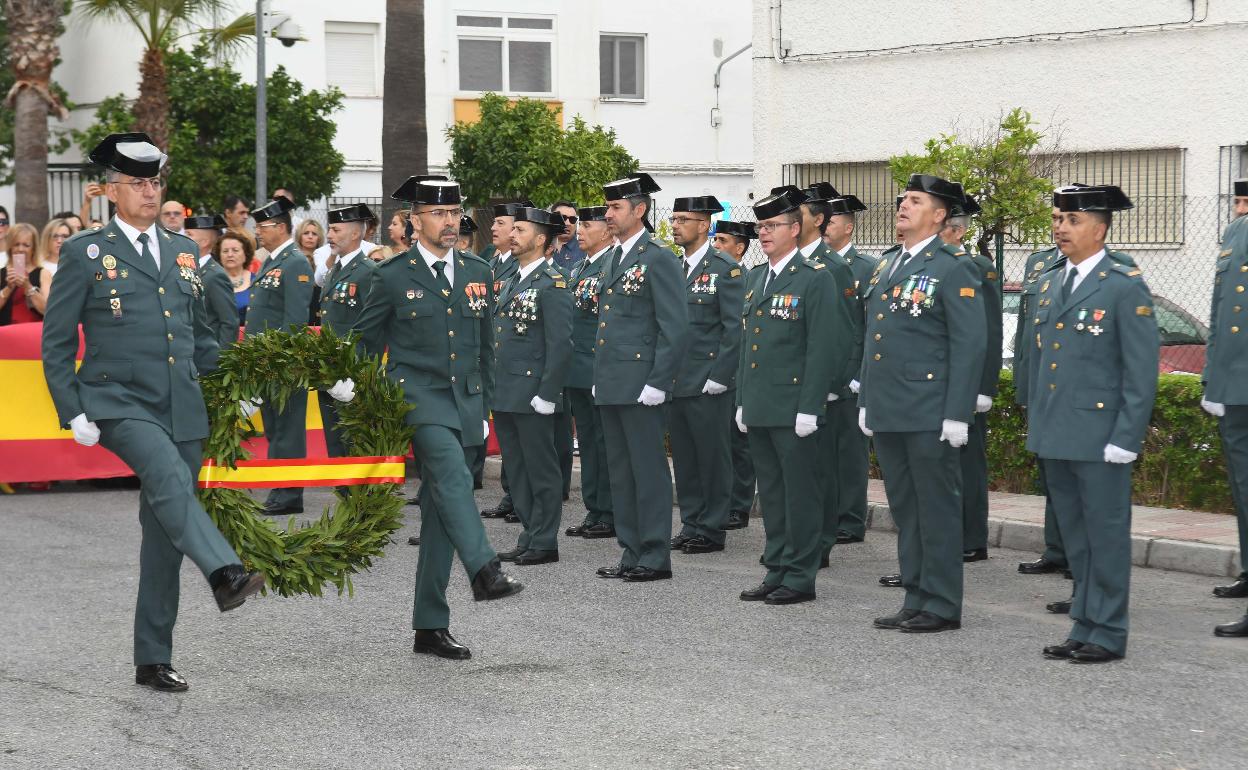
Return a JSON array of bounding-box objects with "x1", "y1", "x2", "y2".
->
[
  {"x1": 433, "y1": 259, "x2": 451, "y2": 296},
  {"x1": 1061, "y1": 267, "x2": 1077, "y2": 302},
  {"x1": 137, "y1": 232, "x2": 158, "y2": 270}
]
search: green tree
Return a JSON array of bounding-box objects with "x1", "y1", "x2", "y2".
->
[
  {"x1": 74, "y1": 44, "x2": 344, "y2": 210},
  {"x1": 446, "y1": 92, "x2": 636, "y2": 206},
  {"x1": 889, "y1": 108, "x2": 1063, "y2": 256}
]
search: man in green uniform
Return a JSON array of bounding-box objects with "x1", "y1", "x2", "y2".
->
[
  {"x1": 493, "y1": 207, "x2": 574, "y2": 565},
  {"x1": 1029, "y1": 185, "x2": 1157, "y2": 663},
  {"x1": 457, "y1": 213, "x2": 478, "y2": 254},
  {"x1": 42, "y1": 133, "x2": 264, "y2": 692},
  {"x1": 351, "y1": 179, "x2": 523, "y2": 660},
  {"x1": 937, "y1": 193, "x2": 1002, "y2": 562},
  {"x1": 712, "y1": 220, "x2": 758, "y2": 530},
  {"x1": 860, "y1": 174, "x2": 986, "y2": 633},
  {"x1": 667, "y1": 196, "x2": 745, "y2": 554},
  {"x1": 542, "y1": 236, "x2": 576, "y2": 503},
  {"x1": 245, "y1": 196, "x2": 315, "y2": 515},
  {"x1": 736, "y1": 188, "x2": 851, "y2": 604},
  {"x1": 185, "y1": 214, "x2": 239, "y2": 349},
  {"x1": 565, "y1": 206, "x2": 616, "y2": 539},
  {"x1": 594, "y1": 174, "x2": 689, "y2": 582}
]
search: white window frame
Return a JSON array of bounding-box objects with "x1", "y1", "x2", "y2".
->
[
  {"x1": 325, "y1": 21, "x2": 382, "y2": 98},
  {"x1": 599, "y1": 32, "x2": 646, "y2": 103},
  {"x1": 455, "y1": 12, "x2": 557, "y2": 97}
]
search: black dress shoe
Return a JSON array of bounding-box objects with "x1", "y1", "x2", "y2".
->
[
  {"x1": 670, "y1": 534, "x2": 693, "y2": 549},
  {"x1": 725, "y1": 511, "x2": 749, "y2": 530},
  {"x1": 873, "y1": 608, "x2": 920, "y2": 629},
  {"x1": 764, "y1": 586, "x2": 815, "y2": 605},
  {"x1": 1213, "y1": 615, "x2": 1248, "y2": 637},
  {"x1": 497, "y1": 546, "x2": 526, "y2": 562},
  {"x1": 1018, "y1": 557, "x2": 1063, "y2": 575},
  {"x1": 835, "y1": 532, "x2": 864, "y2": 544},
  {"x1": 406, "y1": 496, "x2": 421, "y2": 507},
  {"x1": 681, "y1": 536, "x2": 724, "y2": 554},
  {"x1": 514, "y1": 550, "x2": 559, "y2": 566},
  {"x1": 878, "y1": 574, "x2": 903, "y2": 587},
  {"x1": 260, "y1": 502, "x2": 303, "y2": 516},
  {"x1": 413, "y1": 629, "x2": 471, "y2": 660},
  {"x1": 470, "y1": 558, "x2": 524, "y2": 601},
  {"x1": 740, "y1": 582, "x2": 779, "y2": 601},
  {"x1": 503, "y1": 511, "x2": 521, "y2": 524},
  {"x1": 1068, "y1": 643, "x2": 1122, "y2": 664},
  {"x1": 819, "y1": 554, "x2": 830, "y2": 569},
  {"x1": 407, "y1": 535, "x2": 420, "y2": 546},
  {"x1": 1213, "y1": 577, "x2": 1248, "y2": 598},
  {"x1": 135, "y1": 664, "x2": 189, "y2": 692},
  {"x1": 962, "y1": 548, "x2": 988, "y2": 563},
  {"x1": 621, "y1": 566, "x2": 672, "y2": 582},
  {"x1": 1046, "y1": 596, "x2": 1073, "y2": 614},
  {"x1": 1062, "y1": 569, "x2": 1074, "y2": 580},
  {"x1": 898, "y1": 611, "x2": 961, "y2": 633},
  {"x1": 581, "y1": 522, "x2": 616, "y2": 539},
  {"x1": 566, "y1": 518, "x2": 592, "y2": 536},
  {"x1": 597, "y1": 564, "x2": 628, "y2": 579},
  {"x1": 209, "y1": 565, "x2": 265, "y2": 612},
  {"x1": 1042, "y1": 639, "x2": 1084, "y2": 659},
  {"x1": 480, "y1": 502, "x2": 513, "y2": 518}
]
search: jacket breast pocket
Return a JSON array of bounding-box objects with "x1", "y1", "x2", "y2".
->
[
  {"x1": 91, "y1": 281, "x2": 136, "y2": 300},
  {"x1": 904, "y1": 361, "x2": 947, "y2": 382},
  {"x1": 614, "y1": 345, "x2": 654, "y2": 362},
  {"x1": 507, "y1": 359, "x2": 542, "y2": 378},
  {"x1": 1075, "y1": 389, "x2": 1122, "y2": 411},
  {"x1": 396, "y1": 302, "x2": 434, "y2": 321},
  {"x1": 78, "y1": 359, "x2": 133, "y2": 383},
  {"x1": 465, "y1": 372, "x2": 483, "y2": 394}
]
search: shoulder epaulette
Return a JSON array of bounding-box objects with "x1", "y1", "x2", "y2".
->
[
  {"x1": 64, "y1": 228, "x2": 97, "y2": 247},
  {"x1": 1107, "y1": 250, "x2": 1138, "y2": 268},
  {"x1": 460, "y1": 250, "x2": 491, "y2": 268},
  {"x1": 880, "y1": 244, "x2": 903, "y2": 257},
  {"x1": 1110, "y1": 262, "x2": 1143, "y2": 278},
  {"x1": 803, "y1": 257, "x2": 824, "y2": 270}
]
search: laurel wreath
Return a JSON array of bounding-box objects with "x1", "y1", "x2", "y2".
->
[{"x1": 197, "y1": 328, "x2": 411, "y2": 597}]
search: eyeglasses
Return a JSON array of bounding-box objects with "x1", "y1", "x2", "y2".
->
[
  {"x1": 756, "y1": 220, "x2": 797, "y2": 234},
  {"x1": 561, "y1": 215, "x2": 578, "y2": 224},
  {"x1": 0, "y1": 219, "x2": 9, "y2": 226},
  {"x1": 668, "y1": 216, "x2": 703, "y2": 225},
  {"x1": 416, "y1": 207, "x2": 464, "y2": 220},
  {"x1": 112, "y1": 178, "x2": 163, "y2": 192}
]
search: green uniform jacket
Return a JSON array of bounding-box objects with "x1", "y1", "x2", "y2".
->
[
  {"x1": 841, "y1": 245, "x2": 879, "y2": 392},
  {"x1": 1025, "y1": 257, "x2": 1159, "y2": 461},
  {"x1": 317, "y1": 250, "x2": 376, "y2": 333},
  {"x1": 42, "y1": 219, "x2": 219, "y2": 442},
  {"x1": 592, "y1": 232, "x2": 689, "y2": 404},
  {"x1": 198, "y1": 256, "x2": 240, "y2": 349},
  {"x1": 490, "y1": 252, "x2": 519, "y2": 302},
  {"x1": 493, "y1": 263, "x2": 573, "y2": 412},
  {"x1": 805, "y1": 241, "x2": 860, "y2": 395},
  {"x1": 567, "y1": 252, "x2": 610, "y2": 390},
  {"x1": 1203, "y1": 216, "x2": 1248, "y2": 404},
  {"x1": 970, "y1": 251, "x2": 1004, "y2": 397},
  {"x1": 859, "y1": 240, "x2": 987, "y2": 432},
  {"x1": 736, "y1": 254, "x2": 849, "y2": 426},
  {"x1": 244, "y1": 241, "x2": 314, "y2": 335},
  {"x1": 353, "y1": 248, "x2": 495, "y2": 445},
  {"x1": 673, "y1": 245, "x2": 745, "y2": 398}
]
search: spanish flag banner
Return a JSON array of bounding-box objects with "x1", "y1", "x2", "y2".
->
[{"x1": 198, "y1": 456, "x2": 406, "y2": 489}]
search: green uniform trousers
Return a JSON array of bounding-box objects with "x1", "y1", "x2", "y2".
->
[
  {"x1": 828, "y1": 397, "x2": 869, "y2": 542},
  {"x1": 873, "y1": 430, "x2": 964, "y2": 621},
  {"x1": 494, "y1": 411, "x2": 563, "y2": 553},
  {"x1": 98, "y1": 418, "x2": 239, "y2": 665},
  {"x1": 960, "y1": 412, "x2": 990, "y2": 552},
  {"x1": 1036, "y1": 460, "x2": 1069, "y2": 568},
  {"x1": 1042, "y1": 458, "x2": 1133, "y2": 656},
  {"x1": 669, "y1": 392, "x2": 733, "y2": 545},
  {"x1": 599, "y1": 404, "x2": 673, "y2": 571},
  {"x1": 568, "y1": 387, "x2": 613, "y2": 524},
  {"x1": 1219, "y1": 405, "x2": 1248, "y2": 578},
  {"x1": 410, "y1": 424, "x2": 497, "y2": 630},
  {"x1": 750, "y1": 426, "x2": 823, "y2": 594},
  {"x1": 815, "y1": 402, "x2": 842, "y2": 561},
  {"x1": 729, "y1": 414, "x2": 755, "y2": 517},
  {"x1": 260, "y1": 395, "x2": 307, "y2": 509},
  {"x1": 554, "y1": 399, "x2": 574, "y2": 500}
]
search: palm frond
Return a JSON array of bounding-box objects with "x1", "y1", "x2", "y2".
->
[
  {"x1": 74, "y1": 0, "x2": 154, "y2": 46},
  {"x1": 197, "y1": 12, "x2": 257, "y2": 57}
]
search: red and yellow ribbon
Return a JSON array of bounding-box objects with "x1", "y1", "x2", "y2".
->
[{"x1": 199, "y1": 456, "x2": 406, "y2": 489}]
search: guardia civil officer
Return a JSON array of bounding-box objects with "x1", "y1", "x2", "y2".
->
[
  {"x1": 564, "y1": 206, "x2": 616, "y2": 538},
  {"x1": 1028, "y1": 185, "x2": 1157, "y2": 663},
  {"x1": 859, "y1": 174, "x2": 987, "y2": 633},
  {"x1": 493, "y1": 207, "x2": 574, "y2": 565},
  {"x1": 594, "y1": 174, "x2": 689, "y2": 581},
  {"x1": 542, "y1": 237, "x2": 576, "y2": 504},
  {"x1": 667, "y1": 196, "x2": 745, "y2": 554},
  {"x1": 457, "y1": 213, "x2": 479, "y2": 254},
  {"x1": 42, "y1": 133, "x2": 264, "y2": 692},
  {"x1": 713, "y1": 220, "x2": 759, "y2": 530},
  {"x1": 185, "y1": 213, "x2": 239, "y2": 349},
  {"x1": 736, "y1": 189, "x2": 851, "y2": 604},
  {"x1": 245, "y1": 195, "x2": 316, "y2": 515},
  {"x1": 351, "y1": 179, "x2": 523, "y2": 661}
]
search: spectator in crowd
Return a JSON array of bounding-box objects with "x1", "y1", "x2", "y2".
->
[
  {"x1": 26, "y1": 218, "x2": 72, "y2": 317},
  {"x1": 387, "y1": 210, "x2": 409, "y2": 249},
  {"x1": 297, "y1": 219, "x2": 326, "y2": 324},
  {"x1": 52, "y1": 212, "x2": 84, "y2": 234},
  {"x1": 222, "y1": 195, "x2": 251, "y2": 230},
  {"x1": 88, "y1": 220, "x2": 105, "y2": 229},
  {"x1": 79, "y1": 182, "x2": 105, "y2": 226},
  {"x1": 550, "y1": 200, "x2": 585, "y2": 270},
  {"x1": 273, "y1": 188, "x2": 295, "y2": 205},
  {"x1": 160, "y1": 201, "x2": 187, "y2": 234},
  {"x1": 367, "y1": 245, "x2": 394, "y2": 262},
  {"x1": 0, "y1": 205, "x2": 9, "y2": 267},
  {"x1": 1, "y1": 223, "x2": 41, "y2": 324},
  {"x1": 456, "y1": 214, "x2": 478, "y2": 254},
  {"x1": 215, "y1": 229, "x2": 255, "y2": 327}
]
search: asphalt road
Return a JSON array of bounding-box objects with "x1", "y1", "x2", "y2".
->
[{"x1": 2, "y1": 478, "x2": 1247, "y2": 769}]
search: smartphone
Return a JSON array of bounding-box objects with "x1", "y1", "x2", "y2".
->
[{"x1": 10, "y1": 251, "x2": 26, "y2": 281}]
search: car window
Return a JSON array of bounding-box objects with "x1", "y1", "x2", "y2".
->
[{"x1": 1153, "y1": 298, "x2": 1207, "y2": 345}]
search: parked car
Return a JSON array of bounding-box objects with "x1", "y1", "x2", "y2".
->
[{"x1": 1001, "y1": 283, "x2": 1207, "y2": 375}]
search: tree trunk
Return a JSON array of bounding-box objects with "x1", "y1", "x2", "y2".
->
[
  {"x1": 381, "y1": 0, "x2": 427, "y2": 244},
  {"x1": 5, "y1": 0, "x2": 67, "y2": 228},
  {"x1": 13, "y1": 87, "x2": 49, "y2": 225},
  {"x1": 133, "y1": 46, "x2": 170, "y2": 151}
]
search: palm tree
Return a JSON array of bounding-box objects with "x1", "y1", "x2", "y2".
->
[
  {"x1": 5, "y1": 0, "x2": 69, "y2": 227},
  {"x1": 381, "y1": 0, "x2": 427, "y2": 236},
  {"x1": 75, "y1": 0, "x2": 253, "y2": 150}
]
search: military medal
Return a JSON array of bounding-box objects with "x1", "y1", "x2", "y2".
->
[
  {"x1": 109, "y1": 297, "x2": 122, "y2": 318},
  {"x1": 120, "y1": 269, "x2": 128, "y2": 278},
  {"x1": 1089, "y1": 308, "x2": 1106, "y2": 335},
  {"x1": 1076, "y1": 309, "x2": 1087, "y2": 331},
  {"x1": 102, "y1": 255, "x2": 117, "y2": 270},
  {"x1": 406, "y1": 289, "x2": 416, "y2": 299},
  {"x1": 87, "y1": 244, "x2": 99, "y2": 260},
  {"x1": 107, "y1": 269, "x2": 117, "y2": 280},
  {"x1": 95, "y1": 272, "x2": 103, "y2": 281}
]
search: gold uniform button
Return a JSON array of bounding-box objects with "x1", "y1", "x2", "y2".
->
[
  {"x1": 874, "y1": 353, "x2": 882, "y2": 361},
  {"x1": 451, "y1": 376, "x2": 456, "y2": 383},
  {"x1": 708, "y1": 352, "x2": 715, "y2": 358},
  {"x1": 163, "y1": 310, "x2": 171, "y2": 317},
  {"x1": 158, "y1": 287, "x2": 165, "y2": 295},
  {"x1": 1052, "y1": 342, "x2": 1060, "y2": 350},
  {"x1": 450, "y1": 353, "x2": 456, "y2": 360},
  {"x1": 753, "y1": 327, "x2": 761, "y2": 334},
  {"x1": 1049, "y1": 383, "x2": 1056, "y2": 390},
  {"x1": 874, "y1": 333, "x2": 882, "y2": 341},
  {"x1": 1241, "y1": 266, "x2": 1247, "y2": 272},
  {"x1": 1238, "y1": 286, "x2": 1245, "y2": 293},
  {"x1": 607, "y1": 288, "x2": 613, "y2": 294},
  {"x1": 447, "y1": 308, "x2": 453, "y2": 315},
  {"x1": 497, "y1": 326, "x2": 503, "y2": 332},
  {"x1": 792, "y1": 377, "x2": 798, "y2": 383},
  {"x1": 448, "y1": 330, "x2": 454, "y2": 337},
  {"x1": 751, "y1": 344, "x2": 758, "y2": 351},
  {"x1": 635, "y1": 353, "x2": 642, "y2": 359},
  {"x1": 1234, "y1": 326, "x2": 1241, "y2": 334},
  {"x1": 756, "y1": 310, "x2": 763, "y2": 316},
  {"x1": 167, "y1": 333, "x2": 174, "y2": 341},
  {"x1": 110, "y1": 289, "x2": 117, "y2": 295},
  {"x1": 1235, "y1": 306, "x2": 1242, "y2": 313},
  {"x1": 1096, "y1": 402, "x2": 1104, "y2": 409},
  {"x1": 411, "y1": 311, "x2": 418, "y2": 317},
  {"x1": 525, "y1": 371, "x2": 531, "y2": 376},
  {"x1": 876, "y1": 313, "x2": 884, "y2": 321},
  {"x1": 399, "y1": 378, "x2": 405, "y2": 384},
  {"x1": 603, "y1": 304, "x2": 610, "y2": 311},
  {"x1": 599, "y1": 339, "x2": 605, "y2": 345},
  {"x1": 1050, "y1": 362, "x2": 1057, "y2": 370},
  {"x1": 600, "y1": 322, "x2": 606, "y2": 328},
  {"x1": 750, "y1": 362, "x2": 757, "y2": 369},
  {"x1": 167, "y1": 356, "x2": 175, "y2": 364},
  {"x1": 926, "y1": 373, "x2": 933, "y2": 380},
  {"x1": 1055, "y1": 322, "x2": 1064, "y2": 330}
]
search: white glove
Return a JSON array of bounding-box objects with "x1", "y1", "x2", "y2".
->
[
  {"x1": 702, "y1": 379, "x2": 728, "y2": 395},
  {"x1": 827, "y1": 392, "x2": 839, "y2": 402},
  {"x1": 795, "y1": 412, "x2": 819, "y2": 438},
  {"x1": 483, "y1": 419, "x2": 490, "y2": 440},
  {"x1": 735, "y1": 406, "x2": 747, "y2": 434},
  {"x1": 327, "y1": 378, "x2": 355, "y2": 403},
  {"x1": 975, "y1": 394, "x2": 993, "y2": 413},
  {"x1": 239, "y1": 398, "x2": 262, "y2": 418},
  {"x1": 1202, "y1": 398, "x2": 1226, "y2": 417},
  {"x1": 69, "y1": 413, "x2": 100, "y2": 447},
  {"x1": 591, "y1": 385, "x2": 596, "y2": 399},
  {"x1": 1104, "y1": 443, "x2": 1138, "y2": 464},
  {"x1": 638, "y1": 385, "x2": 666, "y2": 407},
  {"x1": 858, "y1": 407, "x2": 872, "y2": 437},
  {"x1": 939, "y1": 419, "x2": 969, "y2": 448},
  {"x1": 849, "y1": 379, "x2": 861, "y2": 395},
  {"x1": 530, "y1": 395, "x2": 556, "y2": 415}
]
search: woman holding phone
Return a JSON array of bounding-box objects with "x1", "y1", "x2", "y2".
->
[
  {"x1": 26, "y1": 218, "x2": 71, "y2": 317},
  {"x1": 0, "y1": 223, "x2": 41, "y2": 324}
]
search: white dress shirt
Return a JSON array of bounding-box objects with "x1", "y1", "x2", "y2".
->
[
  {"x1": 1063, "y1": 249, "x2": 1107, "y2": 294},
  {"x1": 764, "y1": 249, "x2": 800, "y2": 288},
  {"x1": 617, "y1": 228, "x2": 645, "y2": 263},
  {"x1": 799, "y1": 239, "x2": 821, "y2": 258},
  {"x1": 418, "y1": 240, "x2": 455, "y2": 286},
  {"x1": 684, "y1": 240, "x2": 710, "y2": 276},
  {"x1": 114, "y1": 216, "x2": 163, "y2": 269}
]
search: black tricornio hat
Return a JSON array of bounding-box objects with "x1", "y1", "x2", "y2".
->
[
  {"x1": 801, "y1": 182, "x2": 841, "y2": 203},
  {"x1": 1052, "y1": 184, "x2": 1134, "y2": 212},
  {"x1": 1234, "y1": 179, "x2": 1248, "y2": 197},
  {"x1": 89, "y1": 132, "x2": 168, "y2": 178},
  {"x1": 753, "y1": 188, "x2": 805, "y2": 220},
  {"x1": 904, "y1": 174, "x2": 965, "y2": 205},
  {"x1": 827, "y1": 195, "x2": 868, "y2": 216},
  {"x1": 328, "y1": 203, "x2": 376, "y2": 224},
  {"x1": 492, "y1": 201, "x2": 531, "y2": 218},
  {"x1": 459, "y1": 214, "x2": 478, "y2": 235},
  {"x1": 514, "y1": 206, "x2": 566, "y2": 235},
  {"x1": 577, "y1": 205, "x2": 608, "y2": 222},
  {"x1": 949, "y1": 187, "x2": 982, "y2": 218},
  {"x1": 408, "y1": 180, "x2": 462, "y2": 206},
  {"x1": 390, "y1": 174, "x2": 449, "y2": 202},
  {"x1": 673, "y1": 195, "x2": 723, "y2": 214},
  {"x1": 603, "y1": 173, "x2": 662, "y2": 201},
  {"x1": 252, "y1": 196, "x2": 296, "y2": 223},
  {"x1": 769, "y1": 185, "x2": 810, "y2": 204},
  {"x1": 715, "y1": 220, "x2": 757, "y2": 241},
  {"x1": 184, "y1": 214, "x2": 226, "y2": 231}
]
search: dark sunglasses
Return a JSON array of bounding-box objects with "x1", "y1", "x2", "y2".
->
[
  {"x1": 0, "y1": 219, "x2": 9, "y2": 226},
  {"x1": 561, "y1": 215, "x2": 578, "y2": 224}
]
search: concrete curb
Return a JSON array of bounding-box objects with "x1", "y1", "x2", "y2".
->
[{"x1": 485, "y1": 457, "x2": 1241, "y2": 579}]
